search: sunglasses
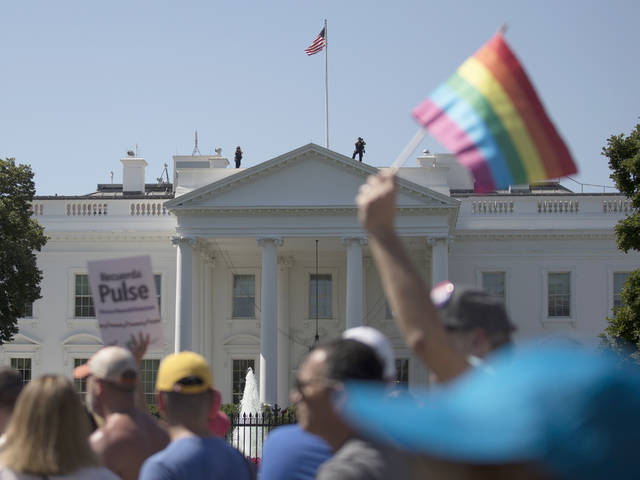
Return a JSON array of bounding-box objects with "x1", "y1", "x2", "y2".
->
[
  {"x1": 430, "y1": 280, "x2": 455, "y2": 309},
  {"x1": 293, "y1": 377, "x2": 340, "y2": 401}
]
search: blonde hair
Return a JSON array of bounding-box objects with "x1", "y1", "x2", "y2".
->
[{"x1": 0, "y1": 374, "x2": 99, "y2": 475}]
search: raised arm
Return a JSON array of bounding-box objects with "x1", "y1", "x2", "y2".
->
[
  {"x1": 127, "y1": 332, "x2": 151, "y2": 411},
  {"x1": 356, "y1": 171, "x2": 468, "y2": 382}
]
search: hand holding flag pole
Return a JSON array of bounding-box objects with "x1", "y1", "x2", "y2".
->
[{"x1": 391, "y1": 25, "x2": 576, "y2": 191}]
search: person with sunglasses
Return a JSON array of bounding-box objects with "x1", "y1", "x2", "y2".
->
[
  {"x1": 356, "y1": 171, "x2": 515, "y2": 383},
  {"x1": 290, "y1": 338, "x2": 411, "y2": 480}
]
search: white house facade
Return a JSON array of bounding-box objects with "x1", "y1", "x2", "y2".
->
[{"x1": 4, "y1": 143, "x2": 638, "y2": 407}]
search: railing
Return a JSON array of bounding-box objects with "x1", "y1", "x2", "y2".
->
[
  {"x1": 225, "y1": 405, "x2": 296, "y2": 461},
  {"x1": 31, "y1": 203, "x2": 44, "y2": 216},
  {"x1": 537, "y1": 200, "x2": 579, "y2": 213},
  {"x1": 603, "y1": 199, "x2": 633, "y2": 213},
  {"x1": 471, "y1": 200, "x2": 514, "y2": 214},
  {"x1": 130, "y1": 201, "x2": 170, "y2": 216},
  {"x1": 66, "y1": 202, "x2": 108, "y2": 216}
]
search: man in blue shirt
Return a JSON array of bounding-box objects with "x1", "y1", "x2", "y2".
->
[
  {"x1": 139, "y1": 351, "x2": 252, "y2": 480},
  {"x1": 261, "y1": 424, "x2": 332, "y2": 480}
]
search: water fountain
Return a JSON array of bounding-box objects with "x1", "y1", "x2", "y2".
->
[{"x1": 232, "y1": 367, "x2": 264, "y2": 458}]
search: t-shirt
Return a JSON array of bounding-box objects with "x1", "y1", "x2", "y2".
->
[
  {"x1": 260, "y1": 425, "x2": 332, "y2": 480},
  {"x1": 316, "y1": 437, "x2": 410, "y2": 480},
  {"x1": 0, "y1": 466, "x2": 120, "y2": 480},
  {"x1": 138, "y1": 436, "x2": 251, "y2": 480}
]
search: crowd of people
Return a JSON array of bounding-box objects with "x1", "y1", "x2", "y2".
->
[{"x1": 0, "y1": 171, "x2": 638, "y2": 479}]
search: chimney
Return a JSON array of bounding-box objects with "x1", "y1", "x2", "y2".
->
[{"x1": 121, "y1": 156, "x2": 147, "y2": 194}]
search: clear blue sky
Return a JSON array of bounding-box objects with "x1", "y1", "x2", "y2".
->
[{"x1": 1, "y1": 1, "x2": 638, "y2": 195}]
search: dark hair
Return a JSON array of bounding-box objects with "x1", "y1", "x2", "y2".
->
[
  {"x1": 318, "y1": 339, "x2": 384, "y2": 382},
  {"x1": 0, "y1": 368, "x2": 22, "y2": 410},
  {"x1": 161, "y1": 390, "x2": 211, "y2": 424}
]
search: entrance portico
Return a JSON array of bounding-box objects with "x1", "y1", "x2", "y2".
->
[{"x1": 165, "y1": 144, "x2": 459, "y2": 405}]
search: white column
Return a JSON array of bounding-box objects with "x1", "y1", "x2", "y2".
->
[
  {"x1": 277, "y1": 256, "x2": 292, "y2": 408},
  {"x1": 172, "y1": 236, "x2": 196, "y2": 353},
  {"x1": 258, "y1": 237, "x2": 282, "y2": 405},
  {"x1": 191, "y1": 249, "x2": 202, "y2": 354},
  {"x1": 202, "y1": 254, "x2": 215, "y2": 366},
  {"x1": 429, "y1": 237, "x2": 449, "y2": 286},
  {"x1": 343, "y1": 236, "x2": 367, "y2": 330}
]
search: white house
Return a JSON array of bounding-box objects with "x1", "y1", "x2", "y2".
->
[{"x1": 3, "y1": 143, "x2": 638, "y2": 407}]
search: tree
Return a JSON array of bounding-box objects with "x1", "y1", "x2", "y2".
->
[
  {"x1": 0, "y1": 158, "x2": 47, "y2": 344},
  {"x1": 601, "y1": 123, "x2": 640, "y2": 360}
]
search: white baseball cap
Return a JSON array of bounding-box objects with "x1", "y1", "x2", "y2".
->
[{"x1": 343, "y1": 326, "x2": 396, "y2": 380}]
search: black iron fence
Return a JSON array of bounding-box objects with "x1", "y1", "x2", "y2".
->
[{"x1": 225, "y1": 404, "x2": 297, "y2": 460}]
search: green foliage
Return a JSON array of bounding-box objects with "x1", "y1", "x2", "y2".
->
[
  {"x1": 0, "y1": 158, "x2": 47, "y2": 344},
  {"x1": 601, "y1": 271, "x2": 640, "y2": 362},
  {"x1": 147, "y1": 403, "x2": 160, "y2": 418},
  {"x1": 601, "y1": 123, "x2": 640, "y2": 361},
  {"x1": 220, "y1": 403, "x2": 239, "y2": 417},
  {"x1": 603, "y1": 123, "x2": 640, "y2": 253}
]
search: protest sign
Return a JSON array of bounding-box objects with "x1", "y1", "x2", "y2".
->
[{"x1": 87, "y1": 255, "x2": 163, "y2": 348}]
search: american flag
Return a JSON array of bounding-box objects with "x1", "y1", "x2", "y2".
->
[{"x1": 305, "y1": 28, "x2": 326, "y2": 56}]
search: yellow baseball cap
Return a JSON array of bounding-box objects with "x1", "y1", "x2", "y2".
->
[{"x1": 156, "y1": 351, "x2": 212, "y2": 394}]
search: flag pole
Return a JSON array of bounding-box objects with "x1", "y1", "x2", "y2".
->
[
  {"x1": 390, "y1": 128, "x2": 427, "y2": 170},
  {"x1": 324, "y1": 19, "x2": 329, "y2": 149}
]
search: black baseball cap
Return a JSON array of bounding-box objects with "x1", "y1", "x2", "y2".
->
[{"x1": 431, "y1": 281, "x2": 516, "y2": 334}]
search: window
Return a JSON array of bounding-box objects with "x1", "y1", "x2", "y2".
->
[
  {"x1": 10, "y1": 358, "x2": 31, "y2": 385},
  {"x1": 613, "y1": 272, "x2": 630, "y2": 309},
  {"x1": 154, "y1": 274, "x2": 162, "y2": 310},
  {"x1": 395, "y1": 358, "x2": 409, "y2": 388},
  {"x1": 309, "y1": 274, "x2": 332, "y2": 318},
  {"x1": 23, "y1": 302, "x2": 33, "y2": 319},
  {"x1": 481, "y1": 272, "x2": 506, "y2": 302},
  {"x1": 74, "y1": 274, "x2": 95, "y2": 318},
  {"x1": 140, "y1": 359, "x2": 160, "y2": 407},
  {"x1": 548, "y1": 272, "x2": 571, "y2": 317},
  {"x1": 73, "y1": 358, "x2": 89, "y2": 395},
  {"x1": 384, "y1": 300, "x2": 394, "y2": 320},
  {"x1": 232, "y1": 359, "x2": 255, "y2": 404},
  {"x1": 233, "y1": 275, "x2": 255, "y2": 318}
]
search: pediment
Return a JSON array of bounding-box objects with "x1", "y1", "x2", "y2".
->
[
  {"x1": 223, "y1": 334, "x2": 260, "y2": 346},
  {"x1": 62, "y1": 333, "x2": 104, "y2": 346},
  {"x1": 9, "y1": 333, "x2": 40, "y2": 346},
  {"x1": 166, "y1": 144, "x2": 458, "y2": 212}
]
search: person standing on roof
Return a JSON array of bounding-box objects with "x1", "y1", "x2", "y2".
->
[
  {"x1": 235, "y1": 146, "x2": 243, "y2": 168},
  {"x1": 352, "y1": 137, "x2": 366, "y2": 162}
]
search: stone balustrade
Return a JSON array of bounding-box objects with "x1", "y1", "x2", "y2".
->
[
  {"x1": 538, "y1": 200, "x2": 579, "y2": 214},
  {"x1": 471, "y1": 200, "x2": 514, "y2": 214}
]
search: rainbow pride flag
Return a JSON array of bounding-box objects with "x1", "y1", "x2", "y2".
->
[{"x1": 413, "y1": 33, "x2": 577, "y2": 192}]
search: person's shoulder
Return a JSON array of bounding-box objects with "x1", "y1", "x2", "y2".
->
[
  {"x1": 264, "y1": 424, "x2": 301, "y2": 443},
  {"x1": 0, "y1": 467, "x2": 31, "y2": 480},
  {"x1": 66, "y1": 466, "x2": 121, "y2": 480},
  {"x1": 139, "y1": 452, "x2": 174, "y2": 480},
  {"x1": 317, "y1": 438, "x2": 405, "y2": 480},
  {"x1": 266, "y1": 425, "x2": 329, "y2": 451},
  {"x1": 91, "y1": 414, "x2": 136, "y2": 449},
  {"x1": 202, "y1": 438, "x2": 252, "y2": 473}
]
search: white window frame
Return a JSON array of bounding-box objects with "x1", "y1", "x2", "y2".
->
[
  {"x1": 231, "y1": 358, "x2": 257, "y2": 405},
  {"x1": 394, "y1": 357, "x2": 410, "y2": 387},
  {"x1": 0, "y1": 333, "x2": 41, "y2": 380},
  {"x1": 140, "y1": 357, "x2": 162, "y2": 407},
  {"x1": 609, "y1": 269, "x2": 632, "y2": 315},
  {"x1": 475, "y1": 268, "x2": 510, "y2": 309},
  {"x1": 223, "y1": 334, "x2": 260, "y2": 404},
  {"x1": 67, "y1": 269, "x2": 97, "y2": 326},
  {"x1": 153, "y1": 273, "x2": 162, "y2": 317},
  {"x1": 18, "y1": 301, "x2": 38, "y2": 329},
  {"x1": 304, "y1": 266, "x2": 339, "y2": 322},
  {"x1": 229, "y1": 269, "x2": 260, "y2": 321},
  {"x1": 542, "y1": 269, "x2": 575, "y2": 323},
  {"x1": 384, "y1": 299, "x2": 394, "y2": 320}
]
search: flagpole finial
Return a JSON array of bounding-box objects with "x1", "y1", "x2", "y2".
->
[{"x1": 497, "y1": 23, "x2": 508, "y2": 35}]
